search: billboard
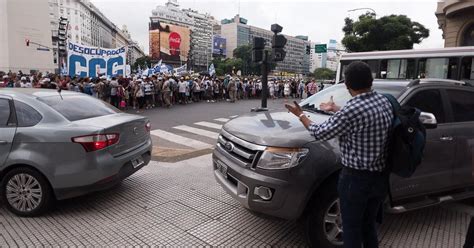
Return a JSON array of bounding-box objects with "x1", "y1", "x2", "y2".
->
[
  {"x1": 67, "y1": 42, "x2": 127, "y2": 78},
  {"x1": 212, "y1": 36, "x2": 226, "y2": 55},
  {"x1": 149, "y1": 22, "x2": 190, "y2": 63}
]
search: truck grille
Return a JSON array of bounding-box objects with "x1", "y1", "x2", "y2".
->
[{"x1": 216, "y1": 129, "x2": 266, "y2": 167}]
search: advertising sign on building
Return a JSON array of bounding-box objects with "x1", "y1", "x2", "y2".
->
[
  {"x1": 67, "y1": 42, "x2": 127, "y2": 78},
  {"x1": 149, "y1": 22, "x2": 190, "y2": 63},
  {"x1": 212, "y1": 36, "x2": 227, "y2": 55}
]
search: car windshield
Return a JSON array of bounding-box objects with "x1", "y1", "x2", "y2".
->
[
  {"x1": 299, "y1": 83, "x2": 405, "y2": 114},
  {"x1": 38, "y1": 94, "x2": 120, "y2": 121}
]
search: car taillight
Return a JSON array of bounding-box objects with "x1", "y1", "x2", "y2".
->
[
  {"x1": 72, "y1": 134, "x2": 120, "y2": 152},
  {"x1": 145, "y1": 122, "x2": 151, "y2": 132}
]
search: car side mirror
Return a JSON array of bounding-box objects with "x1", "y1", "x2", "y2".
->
[{"x1": 419, "y1": 112, "x2": 437, "y2": 129}]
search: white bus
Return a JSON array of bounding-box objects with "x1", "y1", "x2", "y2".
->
[{"x1": 336, "y1": 46, "x2": 474, "y2": 84}]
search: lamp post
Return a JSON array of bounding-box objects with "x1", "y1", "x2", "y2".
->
[{"x1": 348, "y1": 8, "x2": 377, "y2": 19}]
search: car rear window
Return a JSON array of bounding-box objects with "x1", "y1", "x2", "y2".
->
[{"x1": 38, "y1": 95, "x2": 120, "y2": 121}]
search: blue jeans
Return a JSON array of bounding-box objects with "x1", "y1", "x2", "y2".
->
[{"x1": 338, "y1": 168, "x2": 388, "y2": 248}]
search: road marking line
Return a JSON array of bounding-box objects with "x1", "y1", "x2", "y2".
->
[
  {"x1": 214, "y1": 118, "x2": 230, "y2": 123},
  {"x1": 150, "y1": 129, "x2": 212, "y2": 150},
  {"x1": 194, "y1": 121, "x2": 222, "y2": 130},
  {"x1": 229, "y1": 115, "x2": 238, "y2": 118},
  {"x1": 173, "y1": 125, "x2": 219, "y2": 140}
]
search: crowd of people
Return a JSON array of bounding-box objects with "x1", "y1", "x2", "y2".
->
[{"x1": 0, "y1": 71, "x2": 328, "y2": 112}]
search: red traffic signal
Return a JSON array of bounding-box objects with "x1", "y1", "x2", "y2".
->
[{"x1": 25, "y1": 39, "x2": 30, "y2": 46}]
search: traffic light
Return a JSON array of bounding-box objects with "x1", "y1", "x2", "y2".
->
[
  {"x1": 25, "y1": 39, "x2": 30, "y2": 46},
  {"x1": 306, "y1": 45, "x2": 311, "y2": 55},
  {"x1": 252, "y1": 37, "x2": 265, "y2": 63},
  {"x1": 58, "y1": 17, "x2": 68, "y2": 55},
  {"x1": 271, "y1": 24, "x2": 286, "y2": 62}
]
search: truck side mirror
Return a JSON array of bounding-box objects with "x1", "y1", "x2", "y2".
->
[{"x1": 420, "y1": 112, "x2": 437, "y2": 129}]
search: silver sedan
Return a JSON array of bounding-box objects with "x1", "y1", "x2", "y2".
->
[{"x1": 0, "y1": 88, "x2": 152, "y2": 216}]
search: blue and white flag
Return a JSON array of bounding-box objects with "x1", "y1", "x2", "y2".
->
[
  {"x1": 174, "y1": 64, "x2": 187, "y2": 75},
  {"x1": 137, "y1": 65, "x2": 142, "y2": 75},
  {"x1": 160, "y1": 64, "x2": 169, "y2": 74},
  {"x1": 152, "y1": 60, "x2": 162, "y2": 74},
  {"x1": 209, "y1": 63, "x2": 216, "y2": 76}
]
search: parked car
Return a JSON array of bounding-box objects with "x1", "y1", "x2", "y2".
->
[
  {"x1": 0, "y1": 88, "x2": 152, "y2": 216},
  {"x1": 213, "y1": 79, "x2": 474, "y2": 247}
]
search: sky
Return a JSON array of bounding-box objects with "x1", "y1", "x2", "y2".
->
[{"x1": 91, "y1": 0, "x2": 445, "y2": 54}]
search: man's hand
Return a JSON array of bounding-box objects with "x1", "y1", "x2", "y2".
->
[
  {"x1": 285, "y1": 101, "x2": 303, "y2": 117},
  {"x1": 320, "y1": 96, "x2": 340, "y2": 112}
]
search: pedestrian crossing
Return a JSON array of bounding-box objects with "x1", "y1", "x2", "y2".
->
[
  {"x1": 150, "y1": 129, "x2": 212, "y2": 150},
  {"x1": 150, "y1": 115, "x2": 238, "y2": 160},
  {"x1": 194, "y1": 121, "x2": 223, "y2": 130}
]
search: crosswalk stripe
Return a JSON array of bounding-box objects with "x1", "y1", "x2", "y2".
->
[
  {"x1": 173, "y1": 125, "x2": 219, "y2": 140},
  {"x1": 150, "y1": 129, "x2": 213, "y2": 150},
  {"x1": 194, "y1": 121, "x2": 222, "y2": 130},
  {"x1": 214, "y1": 118, "x2": 230, "y2": 123},
  {"x1": 229, "y1": 115, "x2": 238, "y2": 118}
]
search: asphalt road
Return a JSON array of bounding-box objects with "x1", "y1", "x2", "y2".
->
[{"x1": 130, "y1": 98, "x2": 291, "y2": 162}]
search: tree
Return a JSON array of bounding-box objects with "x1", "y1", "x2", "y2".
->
[
  {"x1": 342, "y1": 13, "x2": 430, "y2": 52},
  {"x1": 132, "y1": 56, "x2": 152, "y2": 71},
  {"x1": 233, "y1": 45, "x2": 260, "y2": 75},
  {"x1": 313, "y1": 68, "x2": 336, "y2": 80}
]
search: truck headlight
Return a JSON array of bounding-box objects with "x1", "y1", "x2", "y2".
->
[{"x1": 256, "y1": 147, "x2": 309, "y2": 170}]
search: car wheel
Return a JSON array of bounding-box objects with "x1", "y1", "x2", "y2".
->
[
  {"x1": 1, "y1": 167, "x2": 53, "y2": 217},
  {"x1": 305, "y1": 180, "x2": 343, "y2": 248}
]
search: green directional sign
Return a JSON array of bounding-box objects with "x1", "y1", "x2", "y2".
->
[{"x1": 315, "y1": 44, "x2": 327, "y2": 53}]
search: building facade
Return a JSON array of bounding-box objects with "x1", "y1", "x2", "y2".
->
[
  {"x1": 220, "y1": 15, "x2": 310, "y2": 74},
  {"x1": 309, "y1": 39, "x2": 344, "y2": 73},
  {"x1": 436, "y1": 0, "x2": 474, "y2": 47},
  {"x1": 1, "y1": 0, "x2": 55, "y2": 73},
  {"x1": 150, "y1": 0, "x2": 214, "y2": 70},
  {"x1": 122, "y1": 26, "x2": 146, "y2": 65},
  {"x1": 47, "y1": 0, "x2": 141, "y2": 69}
]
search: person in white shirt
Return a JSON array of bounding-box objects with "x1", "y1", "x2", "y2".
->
[{"x1": 178, "y1": 77, "x2": 188, "y2": 104}]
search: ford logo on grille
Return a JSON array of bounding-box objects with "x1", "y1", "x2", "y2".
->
[{"x1": 224, "y1": 142, "x2": 234, "y2": 152}]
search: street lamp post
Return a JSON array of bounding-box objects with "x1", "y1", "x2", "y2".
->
[{"x1": 347, "y1": 8, "x2": 377, "y2": 19}]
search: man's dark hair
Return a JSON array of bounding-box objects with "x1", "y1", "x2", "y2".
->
[{"x1": 344, "y1": 61, "x2": 373, "y2": 91}]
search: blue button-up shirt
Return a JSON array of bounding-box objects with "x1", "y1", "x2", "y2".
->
[{"x1": 308, "y1": 91, "x2": 393, "y2": 172}]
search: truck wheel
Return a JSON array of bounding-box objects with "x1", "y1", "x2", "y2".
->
[
  {"x1": 305, "y1": 180, "x2": 343, "y2": 248},
  {"x1": 1, "y1": 167, "x2": 53, "y2": 217}
]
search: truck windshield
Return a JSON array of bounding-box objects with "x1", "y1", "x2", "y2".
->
[{"x1": 299, "y1": 83, "x2": 405, "y2": 111}]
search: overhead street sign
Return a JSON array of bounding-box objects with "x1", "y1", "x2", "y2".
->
[{"x1": 315, "y1": 44, "x2": 327, "y2": 53}]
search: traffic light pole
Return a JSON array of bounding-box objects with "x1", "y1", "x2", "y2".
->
[
  {"x1": 252, "y1": 50, "x2": 269, "y2": 112},
  {"x1": 261, "y1": 50, "x2": 269, "y2": 109}
]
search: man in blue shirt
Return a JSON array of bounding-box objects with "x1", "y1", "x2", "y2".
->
[{"x1": 286, "y1": 61, "x2": 393, "y2": 248}]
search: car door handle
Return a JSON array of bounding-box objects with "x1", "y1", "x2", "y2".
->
[
  {"x1": 0, "y1": 140, "x2": 7, "y2": 145},
  {"x1": 440, "y1": 136, "x2": 453, "y2": 141}
]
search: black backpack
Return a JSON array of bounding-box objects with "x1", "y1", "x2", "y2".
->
[{"x1": 383, "y1": 94, "x2": 426, "y2": 178}]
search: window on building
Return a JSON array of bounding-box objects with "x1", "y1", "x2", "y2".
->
[{"x1": 462, "y1": 24, "x2": 474, "y2": 46}]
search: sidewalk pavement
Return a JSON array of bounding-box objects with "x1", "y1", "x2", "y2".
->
[{"x1": 0, "y1": 154, "x2": 470, "y2": 247}]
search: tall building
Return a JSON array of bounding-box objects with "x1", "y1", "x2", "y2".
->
[
  {"x1": 1, "y1": 0, "x2": 55, "y2": 73},
  {"x1": 436, "y1": 0, "x2": 474, "y2": 47},
  {"x1": 122, "y1": 25, "x2": 146, "y2": 65},
  {"x1": 150, "y1": 0, "x2": 214, "y2": 70},
  {"x1": 220, "y1": 15, "x2": 311, "y2": 74},
  {"x1": 47, "y1": 0, "x2": 141, "y2": 68},
  {"x1": 309, "y1": 39, "x2": 344, "y2": 73}
]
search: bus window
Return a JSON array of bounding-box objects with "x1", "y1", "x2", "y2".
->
[
  {"x1": 460, "y1": 57, "x2": 474, "y2": 84},
  {"x1": 362, "y1": 60, "x2": 379, "y2": 79},
  {"x1": 418, "y1": 58, "x2": 458, "y2": 79},
  {"x1": 380, "y1": 59, "x2": 415, "y2": 79}
]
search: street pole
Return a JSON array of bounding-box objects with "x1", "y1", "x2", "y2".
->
[
  {"x1": 261, "y1": 50, "x2": 269, "y2": 109},
  {"x1": 57, "y1": 41, "x2": 61, "y2": 75}
]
